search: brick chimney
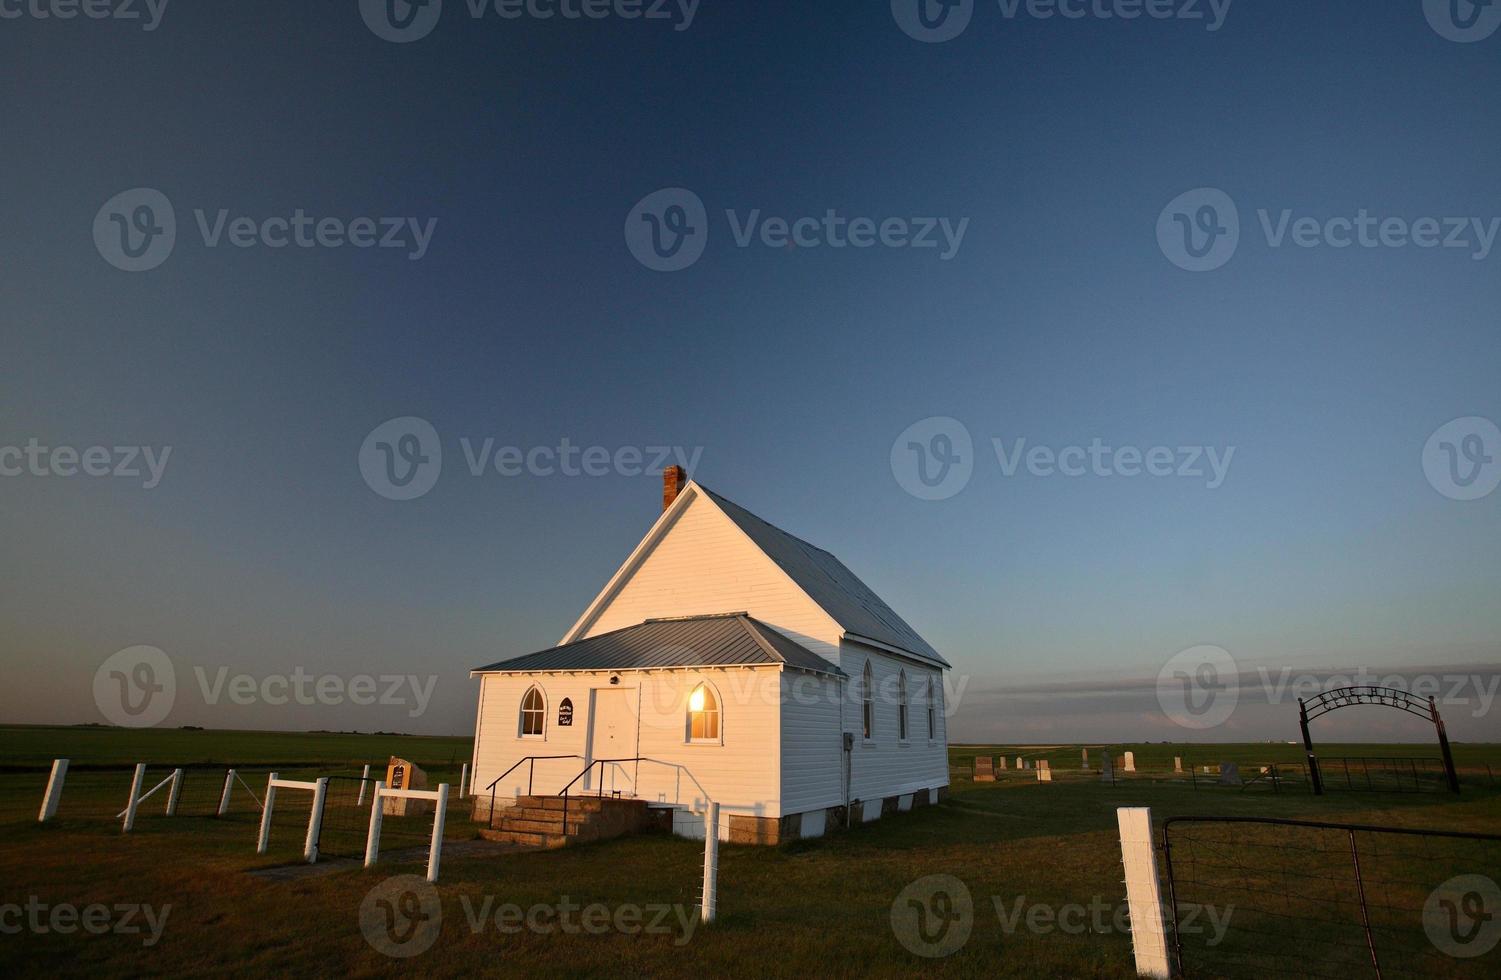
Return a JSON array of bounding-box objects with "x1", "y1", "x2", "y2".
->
[{"x1": 662, "y1": 465, "x2": 688, "y2": 512}]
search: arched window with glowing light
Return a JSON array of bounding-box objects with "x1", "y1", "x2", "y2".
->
[
  {"x1": 687, "y1": 682, "x2": 720, "y2": 742},
  {"x1": 519, "y1": 686, "x2": 545, "y2": 738}
]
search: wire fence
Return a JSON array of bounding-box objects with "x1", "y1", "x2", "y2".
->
[
  {"x1": 952, "y1": 753, "x2": 1499, "y2": 795},
  {"x1": 1161, "y1": 816, "x2": 1501, "y2": 978}
]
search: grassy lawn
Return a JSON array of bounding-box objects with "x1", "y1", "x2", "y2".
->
[{"x1": 0, "y1": 728, "x2": 1498, "y2": 977}]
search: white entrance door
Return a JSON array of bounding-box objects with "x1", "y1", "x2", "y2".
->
[{"x1": 587, "y1": 688, "x2": 639, "y2": 797}]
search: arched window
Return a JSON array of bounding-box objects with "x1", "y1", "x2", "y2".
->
[
  {"x1": 519, "y1": 686, "x2": 545, "y2": 738},
  {"x1": 687, "y1": 683, "x2": 720, "y2": 742},
  {"x1": 861, "y1": 661, "x2": 874, "y2": 740},
  {"x1": 927, "y1": 677, "x2": 937, "y2": 740},
  {"x1": 898, "y1": 670, "x2": 909, "y2": 741}
]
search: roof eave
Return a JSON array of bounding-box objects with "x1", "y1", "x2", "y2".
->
[{"x1": 842, "y1": 631, "x2": 951, "y2": 670}]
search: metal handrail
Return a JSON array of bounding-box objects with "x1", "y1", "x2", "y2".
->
[
  {"x1": 558, "y1": 757, "x2": 646, "y2": 831},
  {"x1": 483, "y1": 755, "x2": 582, "y2": 829}
]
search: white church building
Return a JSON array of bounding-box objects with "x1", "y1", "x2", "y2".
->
[{"x1": 469, "y1": 468, "x2": 950, "y2": 844}]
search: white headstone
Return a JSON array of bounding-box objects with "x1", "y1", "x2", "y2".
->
[
  {"x1": 1173, "y1": 756, "x2": 1183, "y2": 773},
  {"x1": 1123, "y1": 751, "x2": 1136, "y2": 773},
  {"x1": 1015, "y1": 756, "x2": 1023, "y2": 771},
  {"x1": 1082, "y1": 748, "x2": 1089, "y2": 769}
]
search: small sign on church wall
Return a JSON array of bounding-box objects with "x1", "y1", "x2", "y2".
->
[{"x1": 558, "y1": 697, "x2": 573, "y2": 727}]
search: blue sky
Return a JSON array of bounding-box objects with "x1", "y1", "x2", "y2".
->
[{"x1": 2, "y1": 1, "x2": 1498, "y2": 742}]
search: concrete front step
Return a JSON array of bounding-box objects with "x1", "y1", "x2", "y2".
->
[
  {"x1": 479, "y1": 828, "x2": 568, "y2": 849},
  {"x1": 480, "y1": 795, "x2": 655, "y2": 850},
  {"x1": 502, "y1": 817, "x2": 587, "y2": 836},
  {"x1": 516, "y1": 796, "x2": 625, "y2": 812}
]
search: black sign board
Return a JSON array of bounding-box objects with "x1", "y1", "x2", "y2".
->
[{"x1": 558, "y1": 698, "x2": 574, "y2": 727}]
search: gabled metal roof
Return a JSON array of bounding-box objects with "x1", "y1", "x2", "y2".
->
[
  {"x1": 697, "y1": 486, "x2": 950, "y2": 668},
  {"x1": 473, "y1": 613, "x2": 845, "y2": 676}
]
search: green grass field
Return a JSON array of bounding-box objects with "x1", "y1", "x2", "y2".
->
[{"x1": 1, "y1": 726, "x2": 1498, "y2": 978}]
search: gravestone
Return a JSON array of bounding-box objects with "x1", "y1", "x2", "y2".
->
[
  {"x1": 383, "y1": 756, "x2": 432, "y2": 817},
  {"x1": 1015, "y1": 756, "x2": 1023, "y2": 771},
  {"x1": 973, "y1": 756, "x2": 996, "y2": 782},
  {"x1": 1082, "y1": 749, "x2": 1089, "y2": 770},
  {"x1": 1123, "y1": 751, "x2": 1136, "y2": 773},
  {"x1": 1174, "y1": 756, "x2": 1183, "y2": 773},
  {"x1": 1100, "y1": 751, "x2": 1114, "y2": 782},
  {"x1": 1037, "y1": 760, "x2": 1052, "y2": 782},
  {"x1": 997, "y1": 756, "x2": 1007, "y2": 770},
  {"x1": 1217, "y1": 762, "x2": 1243, "y2": 787}
]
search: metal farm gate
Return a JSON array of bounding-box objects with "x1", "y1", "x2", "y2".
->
[{"x1": 1160, "y1": 816, "x2": 1501, "y2": 978}]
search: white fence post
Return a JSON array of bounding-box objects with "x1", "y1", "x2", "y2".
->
[
  {"x1": 427, "y1": 783, "x2": 450, "y2": 883},
  {"x1": 122, "y1": 764, "x2": 147, "y2": 833},
  {"x1": 217, "y1": 769, "x2": 236, "y2": 817},
  {"x1": 165, "y1": 768, "x2": 183, "y2": 816},
  {"x1": 458, "y1": 763, "x2": 469, "y2": 800},
  {"x1": 38, "y1": 759, "x2": 68, "y2": 823},
  {"x1": 304, "y1": 777, "x2": 329, "y2": 864},
  {"x1": 701, "y1": 801, "x2": 719, "y2": 924},
  {"x1": 356, "y1": 764, "x2": 371, "y2": 807},
  {"x1": 1117, "y1": 806, "x2": 1171, "y2": 980},
  {"x1": 364, "y1": 780, "x2": 386, "y2": 868},
  {"x1": 256, "y1": 772, "x2": 278, "y2": 854}
]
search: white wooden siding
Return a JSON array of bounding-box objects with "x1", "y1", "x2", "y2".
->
[
  {"x1": 779, "y1": 671, "x2": 845, "y2": 813},
  {"x1": 472, "y1": 666, "x2": 782, "y2": 839},
  {"x1": 569, "y1": 490, "x2": 844, "y2": 665},
  {"x1": 840, "y1": 640, "x2": 949, "y2": 803}
]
